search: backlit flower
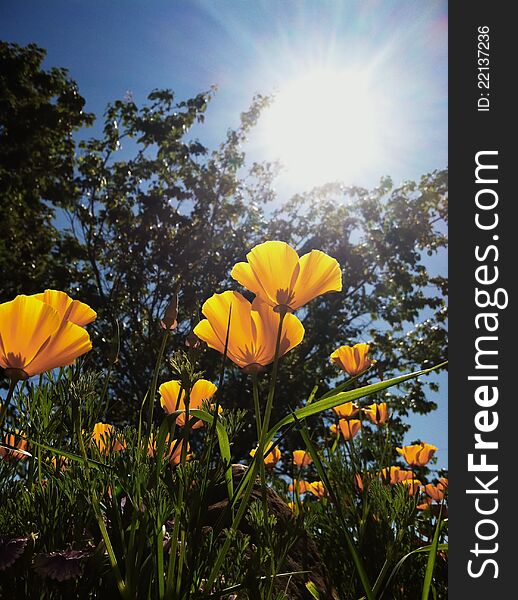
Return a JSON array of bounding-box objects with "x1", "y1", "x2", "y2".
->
[
  {"x1": 147, "y1": 435, "x2": 189, "y2": 466},
  {"x1": 30, "y1": 289, "x2": 96, "y2": 327},
  {"x1": 250, "y1": 442, "x2": 281, "y2": 468},
  {"x1": 332, "y1": 401, "x2": 359, "y2": 419},
  {"x1": 0, "y1": 433, "x2": 29, "y2": 461},
  {"x1": 424, "y1": 482, "x2": 447, "y2": 502},
  {"x1": 330, "y1": 343, "x2": 374, "y2": 377},
  {"x1": 159, "y1": 379, "x2": 218, "y2": 429},
  {"x1": 193, "y1": 291, "x2": 304, "y2": 373},
  {"x1": 308, "y1": 481, "x2": 326, "y2": 498},
  {"x1": 293, "y1": 450, "x2": 312, "y2": 467},
  {"x1": 289, "y1": 479, "x2": 311, "y2": 494},
  {"x1": 396, "y1": 442, "x2": 438, "y2": 467},
  {"x1": 417, "y1": 497, "x2": 433, "y2": 511},
  {"x1": 401, "y1": 478, "x2": 422, "y2": 496},
  {"x1": 231, "y1": 241, "x2": 342, "y2": 313},
  {"x1": 363, "y1": 402, "x2": 389, "y2": 426},
  {"x1": 91, "y1": 423, "x2": 125, "y2": 454},
  {"x1": 338, "y1": 419, "x2": 361, "y2": 441},
  {"x1": 0, "y1": 295, "x2": 92, "y2": 380},
  {"x1": 380, "y1": 466, "x2": 415, "y2": 485}
]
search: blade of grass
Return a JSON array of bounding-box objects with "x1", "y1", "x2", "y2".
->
[
  {"x1": 268, "y1": 362, "x2": 447, "y2": 440},
  {"x1": 379, "y1": 543, "x2": 448, "y2": 599},
  {"x1": 298, "y1": 422, "x2": 374, "y2": 600},
  {"x1": 422, "y1": 505, "x2": 444, "y2": 600}
]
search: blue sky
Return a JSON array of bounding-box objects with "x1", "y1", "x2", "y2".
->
[{"x1": 1, "y1": 0, "x2": 448, "y2": 468}]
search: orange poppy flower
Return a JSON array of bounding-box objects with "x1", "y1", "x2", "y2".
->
[
  {"x1": 396, "y1": 442, "x2": 438, "y2": 467},
  {"x1": 424, "y1": 483, "x2": 447, "y2": 502},
  {"x1": 292, "y1": 450, "x2": 312, "y2": 467},
  {"x1": 417, "y1": 497, "x2": 433, "y2": 511},
  {"x1": 0, "y1": 295, "x2": 92, "y2": 380},
  {"x1": 231, "y1": 241, "x2": 342, "y2": 313},
  {"x1": 91, "y1": 423, "x2": 125, "y2": 454},
  {"x1": 0, "y1": 433, "x2": 29, "y2": 461},
  {"x1": 438, "y1": 477, "x2": 448, "y2": 491},
  {"x1": 354, "y1": 473, "x2": 364, "y2": 492},
  {"x1": 159, "y1": 379, "x2": 218, "y2": 429},
  {"x1": 29, "y1": 289, "x2": 96, "y2": 327},
  {"x1": 330, "y1": 343, "x2": 374, "y2": 377},
  {"x1": 308, "y1": 481, "x2": 326, "y2": 498},
  {"x1": 332, "y1": 401, "x2": 360, "y2": 419},
  {"x1": 147, "y1": 435, "x2": 190, "y2": 466},
  {"x1": 193, "y1": 291, "x2": 304, "y2": 373},
  {"x1": 363, "y1": 402, "x2": 389, "y2": 425},
  {"x1": 401, "y1": 478, "x2": 422, "y2": 496},
  {"x1": 338, "y1": 419, "x2": 361, "y2": 441},
  {"x1": 380, "y1": 466, "x2": 415, "y2": 485},
  {"x1": 250, "y1": 442, "x2": 281, "y2": 467},
  {"x1": 289, "y1": 479, "x2": 311, "y2": 494}
]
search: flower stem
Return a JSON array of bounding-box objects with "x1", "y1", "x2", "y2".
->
[{"x1": 0, "y1": 378, "x2": 17, "y2": 429}]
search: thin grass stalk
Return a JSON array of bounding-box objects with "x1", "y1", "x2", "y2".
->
[
  {"x1": 298, "y1": 423, "x2": 375, "y2": 600},
  {"x1": 71, "y1": 394, "x2": 129, "y2": 599},
  {"x1": 147, "y1": 329, "x2": 171, "y2": 437},
  {"x1": 421, "y1": 503, "x2": 444, "y2": 600}
]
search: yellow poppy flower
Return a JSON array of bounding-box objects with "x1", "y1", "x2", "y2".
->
[
  {"x1": 30, "y1": 289, "x2": 96, "y2": 327},
  {"x1": 250, "y1": 442, "x2": 281, "y2": 467},
  {"x1": 91, "y1": 423, "x2": 125, "y2": 454},
  {"x1": 338, "y1": 419, "x2": 361, "y2": 441},
  {"x1": 330, "y1": 343, "x2": 374, "y2": 377},
  {"x1": 0, "y1": 432, "x2": 29, "y2": 461},
  {"x1": 159, "y1": 379, "x2": 218, "y2": 429},
  {"x1": 193, "y1": 291, "x2": 304, "y2": 372},
  {"x1": 308, "y1": 480, "x2": 326, "y2": 498},
  {"x1": 396, "y1": 442, "x2": 438, "y2": 467},
  {"x1": 0, "y1": 295, "x2": 92, "y2": 380},
  {"x1": 292, "y1": 450, "x2": 312, "y2": 467},
  {"x1": 363, "y1": 402, "x2": 389, "y2": 425},
  {"x1": 332, "y1": 401, "x2": 359, "y2": 419},
  {"x1": 231, "y1": 241, "x2": 342, "y2": 313}
]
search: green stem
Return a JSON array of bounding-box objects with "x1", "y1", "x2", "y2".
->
[
  {"x1": 147, "y1": 329, "x2": 170, "y2": 436},
  {"x1": 0, "y1": 378, "x2": 17, "y2": 429}
]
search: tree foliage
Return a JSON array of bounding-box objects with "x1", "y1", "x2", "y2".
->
[{"x1": 0, "y1": 42, "x2": 448, "y2": 458}]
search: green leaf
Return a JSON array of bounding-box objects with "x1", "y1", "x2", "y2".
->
[
  {"x1": 268, "y1": 362, "x2": 447, "y2": 441},
  {"x1": 305, "y1": 580, "x2": 320, "y2": 599},
  {"x1": 422, "y1": 506, "x2": 444, "y2": 600},
  {"x1": 190, "y1": 409, "x2": 233, "y2": 500}
]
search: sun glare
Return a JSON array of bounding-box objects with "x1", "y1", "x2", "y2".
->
[{"x1": 259, "y1": 67, "x2": 394, "y2": 188}]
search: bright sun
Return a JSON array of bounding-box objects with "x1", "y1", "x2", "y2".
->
[{"x1": 259, "y1": 67, "x2": 393, "y2": 188}]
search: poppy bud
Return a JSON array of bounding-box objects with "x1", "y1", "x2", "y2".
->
[{"x1": 161, "y1": 295, "x2": 179, "y2": 330}]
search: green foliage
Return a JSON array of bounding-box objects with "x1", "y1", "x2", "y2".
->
[{"x1": 0, "y1": 41, "x2": 94, "y2": 301}]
